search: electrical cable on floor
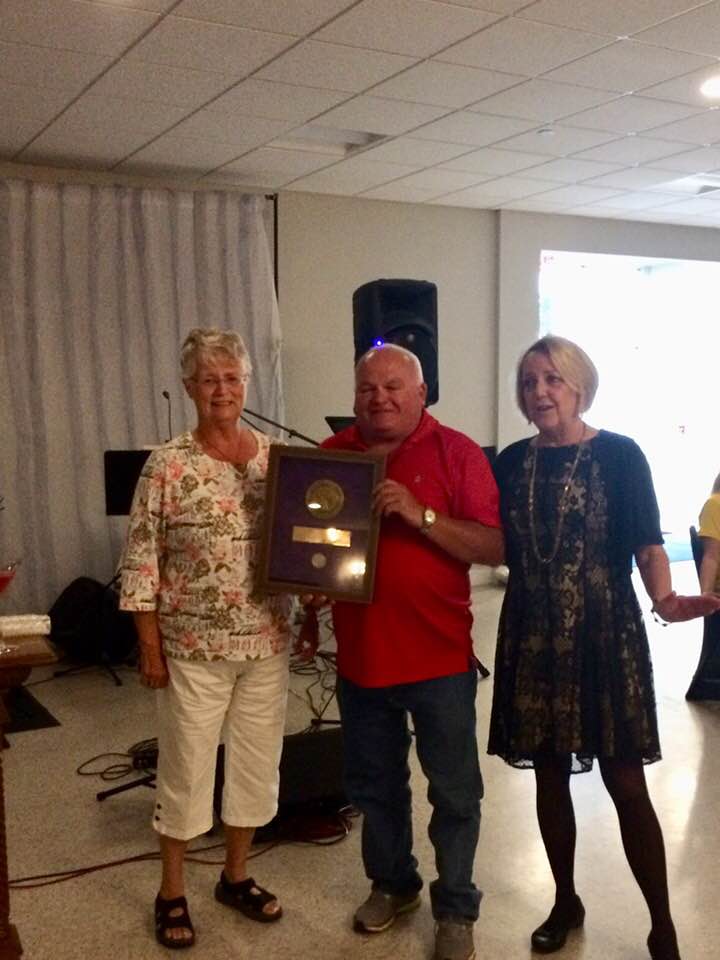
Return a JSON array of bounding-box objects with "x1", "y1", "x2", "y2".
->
[{"x1": 10, "y1": 808, "x2": 358, "y2": 889}]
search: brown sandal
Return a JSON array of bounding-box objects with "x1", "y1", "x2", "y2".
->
[
  {"x1": 214, "y1": 873, "x2": 282, "y2": 923},
  {"x1": 155, "y1": 894, "x2": 196, "y2": 950}
]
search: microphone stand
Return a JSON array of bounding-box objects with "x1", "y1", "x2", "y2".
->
[{"x1": 243, "y1": 407, "x2": 319, "y2": 446}]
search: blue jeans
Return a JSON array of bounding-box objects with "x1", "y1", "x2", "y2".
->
[{"x1": 337, "y1": 670, "x2": 483, "y2": 921}]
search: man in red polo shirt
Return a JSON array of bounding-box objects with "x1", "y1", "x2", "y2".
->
[{"x1": 322, "y1": 344, "x2": 503, "y2": 960}]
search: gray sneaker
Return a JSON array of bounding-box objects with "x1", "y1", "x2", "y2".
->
[
  {"x1": 434, "y1": 919, "x2": 476, "y2": 960},
  {"x1": 353, "y1": 889, "x2": 421, "y2": 933}
]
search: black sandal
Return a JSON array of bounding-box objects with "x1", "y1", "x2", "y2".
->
[
  {"x1": 214, "y1": 873, "x2": 282, "y2": 923},
  {"x1": 155, "y1": 894, "x2": 196, "y2": 950}
]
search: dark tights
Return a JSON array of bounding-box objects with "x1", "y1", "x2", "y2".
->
[{"x1": 534, "y1": 756, "x2": 680, "y2": 959}]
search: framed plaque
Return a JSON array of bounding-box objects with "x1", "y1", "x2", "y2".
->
[{"x1": 258, "y1": 446, "x2": 385, "y2": 602}]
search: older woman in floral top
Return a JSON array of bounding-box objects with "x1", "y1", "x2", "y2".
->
[{"x1": 121, "y1": 327, "x2": 292, "y2": 950}]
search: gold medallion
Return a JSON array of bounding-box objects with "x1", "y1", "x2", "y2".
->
[{"x1": 305, "y1": 479, "x2": 344, "y2": 519}]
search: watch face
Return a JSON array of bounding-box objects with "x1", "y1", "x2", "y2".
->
[{"x1": 423, "y1": 507, "x2": 436, "y2": 529}]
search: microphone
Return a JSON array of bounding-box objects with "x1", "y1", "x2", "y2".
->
[{"x1": 161, "y1": 390, "x2": 172, "y2": 442}]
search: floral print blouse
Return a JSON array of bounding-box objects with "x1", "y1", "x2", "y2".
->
[{"x1": 120, "y1": 430, "x2": 292, "y2": 663}]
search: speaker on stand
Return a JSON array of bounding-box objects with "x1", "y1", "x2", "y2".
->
[{"x1": 353, "y1": 279, "x2": 439, "y2": 405}]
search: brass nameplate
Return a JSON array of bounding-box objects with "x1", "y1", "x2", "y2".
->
[{"x1": 292, "y1": 526, "x2": 351, "y2": 548}]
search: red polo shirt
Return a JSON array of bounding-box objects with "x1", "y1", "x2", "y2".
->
[{"x1": 322, "y1": 412, "x2": 500, "y2": 687}]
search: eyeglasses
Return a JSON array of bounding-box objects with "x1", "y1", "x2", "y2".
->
[{"x1": 193, "y1": 374, "x2": 249, "y2": 389}]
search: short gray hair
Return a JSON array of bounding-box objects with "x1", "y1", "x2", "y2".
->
[
  {"x1": 355, "y1": 343, "x2": 423, "y2": 383},
  {"x1": 180, "y1": 327, "x2": 252, "y2": 380},
  {"x1": 516, "y1": 335, "x2": 598, "y2": 418}
]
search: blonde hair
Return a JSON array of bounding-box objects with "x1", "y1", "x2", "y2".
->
[
  {"x1": 180, "y1": 327, "x2": 251, "y2": 380},
  {"x1": 516, "y1": 335, "x2": 598, "y2": 419},
  {"x1": 355, "y1": 343, "x2": 423, "y2": 384}
]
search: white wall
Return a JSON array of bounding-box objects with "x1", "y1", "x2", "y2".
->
[
  {"x1": 498, "y1": 210, "x2": 720, "y2": 449},
  {"x1": 277, "y1": 192, "x2": 498, "y2": 447}
]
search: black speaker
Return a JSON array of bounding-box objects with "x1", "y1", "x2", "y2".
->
[
  {"x1": 213, "y1": 726, "x2": 345, "y2": 816},
  {"x1": 353, "y1": 279, "x2": 439, "y2": 405}
]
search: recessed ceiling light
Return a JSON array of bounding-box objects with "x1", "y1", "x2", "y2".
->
[{"x1": 700, "y1": 75, "x2": 720, "y2": 98}]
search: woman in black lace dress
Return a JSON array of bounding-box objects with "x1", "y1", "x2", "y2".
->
[{"x1": 488, "y1": 336, "x2": 719, "y2": 960}]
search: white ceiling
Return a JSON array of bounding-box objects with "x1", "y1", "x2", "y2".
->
[{"x1": 6, "y1": 0, "x2": 720, "y2": 226}]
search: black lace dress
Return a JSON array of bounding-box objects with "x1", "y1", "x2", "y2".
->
[{"x1": 488, "y1": 430, "x2": 663, "y2": 773}]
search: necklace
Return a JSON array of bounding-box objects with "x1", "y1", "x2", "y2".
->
[
  {"x1": 196, "y1": 430, "x2": 244, "y2": 465},
  {"x1": 528, "y1": 425, "x2": 586, "y2": 566}
]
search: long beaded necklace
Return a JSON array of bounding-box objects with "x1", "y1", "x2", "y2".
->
[{"x1": 528, "y1": 424, "x2": 587, "y2": 566}]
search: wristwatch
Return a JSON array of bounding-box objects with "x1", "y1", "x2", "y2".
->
[{"x1": 420, "y1": 506, "x2": 437, "y2": 534}]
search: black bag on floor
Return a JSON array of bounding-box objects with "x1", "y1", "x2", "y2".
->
[{"x1": 49, "y1": 576, "x2": 136, "y2": 664}]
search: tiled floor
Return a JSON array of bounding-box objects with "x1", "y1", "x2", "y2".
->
[{"x1": 6, "y1": 561, "x2": 718, "y2": 959}]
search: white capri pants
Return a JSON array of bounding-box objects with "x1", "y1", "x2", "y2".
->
[{"x1": 153, "y1": 651, "x2": 289, "y2": 841}]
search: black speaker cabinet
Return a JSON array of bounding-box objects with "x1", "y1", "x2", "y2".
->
[
  {"x1": 353, "y1": 279, "x2": 439, "y2": 405},
  {"x1": 213, "y1": 726, "x2": 345, "y2": 817}
]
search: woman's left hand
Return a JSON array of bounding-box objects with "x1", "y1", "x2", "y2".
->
[{"x1": 653, "y1": 591, "x2": 720, "y2": 622}]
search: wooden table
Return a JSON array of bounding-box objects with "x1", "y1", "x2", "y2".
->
[{"x1": 0, "y1": 635, "x2": 57, "y2": 958}]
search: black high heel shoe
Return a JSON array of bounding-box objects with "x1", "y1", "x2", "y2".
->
[
  {"x1": 531, "y1": 895, "x2": 585, "y2": 953},
  {"x1": 647, "y1": 927, "x2": 681, "y2": 960}
]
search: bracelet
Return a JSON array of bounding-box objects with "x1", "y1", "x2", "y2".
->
[{"x1": 651, "y1": 591, "x2": 676, "y2": 626}]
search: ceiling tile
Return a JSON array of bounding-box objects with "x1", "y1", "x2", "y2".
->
[
  {"x1": 516, "y1": 0, "x2": 706, "y2": 37},
  {"x1": 643, "y1": 109, "x2": 720, "y2": 145},
  {"x1": 88, "y1": 60, "x2": 234, "y2": 108},
  {"x1": 389, "y1": 167, "x2": 492, "y2": 190},
  {"x1": 646, "y1": 145, "x2": 720, "y2": 173},
  {"x1": 0, "y1": 41, "x2": 111, "y2": 97},
  {"x1": 371, "y1": 61, "x2": 526, "y2": 109},
  {"x1": 438, "y1": 18, "x2": 613, "y2": 76},
  {"x1": 496, "y1": 125, "x2": 618, "y2": 156},
  {"x1": 172, "y1": 109, "x2": 293, "y2": 147},
  {"x1": 497, "y1": 196, "x2": 571, "y2": 210},
  {"x1": 127, "y1": 16, "x2": 295, "y2": 76},
  {"x1": 19, "y1": 124, "x2": 160, "y2": 169},
  {"x1": 439, "y1": 146, "x2": 550, "y2": 175},
  {"x1": 524, "y1": 157, "x2": 624, "y2": 181},
  {"x1": 210, "y1": 79, "x2": 348, "y2": 122},
  {"x1": 202, "y1": 169, "x2": 293, "y2": 188},
  {"x1": 647, "y1": 195, "x2": 720, "y2": 214},
  {"x1": 640, "y1": 64, "x2": 720, "y2": 107},
  {"x1": 517, "y1": 182, "x2": 624, "y2": 205},
  {"x1": 586, "y1": 167, "x2": 688, "y2": 190},
  {"x1": 544, "y1": 39, "x2": 714, "y2": 92},
  {"x1": 575, "y1": 135, "x2": 690, "y2": 164},
  {"x1": 566, "y1": 95, "x2": 703, "y2": 134},
  {"x1": 635, "y1": 2, "x2": 720, "y2": 57},
  {"x1": 256, "y1": 40, "x2": 417, "y2": 92},
  {"x1": 174, "y1": 0, "x2": 357, "y2": 35},
  {"x1": 442, "y1": 1, "x2": 531, "y2": 12},
  {"x1": 0, "y1": 80, "x2": 73, "y2": 156},
  {"x1": 353, "y1": 136, "x2": 474, "y2": 165},
  {"x1": 285, "y1": 158, "x2": 412, "y2": 194},
  {"x1": 468, "y1": 78, "x2": 615, "y2": 121},
  {"x1": 0, "y1": 0, "x2": 159, "y2": 56},
  {"x1": 595, "y1": 190, "x2": 688, "y2": 210},
  {"x1": 117, "y1": 134, "x2": 245, "y2": 173},
  {"x1": 311, "y1": 95, "x2": 448, "y2": 135},
  {"x1": 450, "y1": 175, "x2": 553, "y2": 200},
  {"x1": 359, "y1": 182, "x2": 443, "y2": 202},
  {"x1": 215, "y1": 145, "x2": 333, "y2": 177},
  {"x1": 86, "y1": 0, "x2": 176, "y2": 10},
  {"x1": 314, "y1": 0, "x2": 501, "y2": 57},
  {"x1": 410, "y1": 111, "x2": 536, "y2": 146}
]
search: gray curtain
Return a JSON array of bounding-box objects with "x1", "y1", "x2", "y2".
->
[{"x1": 0, "y1": 180, "x2": 282, "y2": 614}]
